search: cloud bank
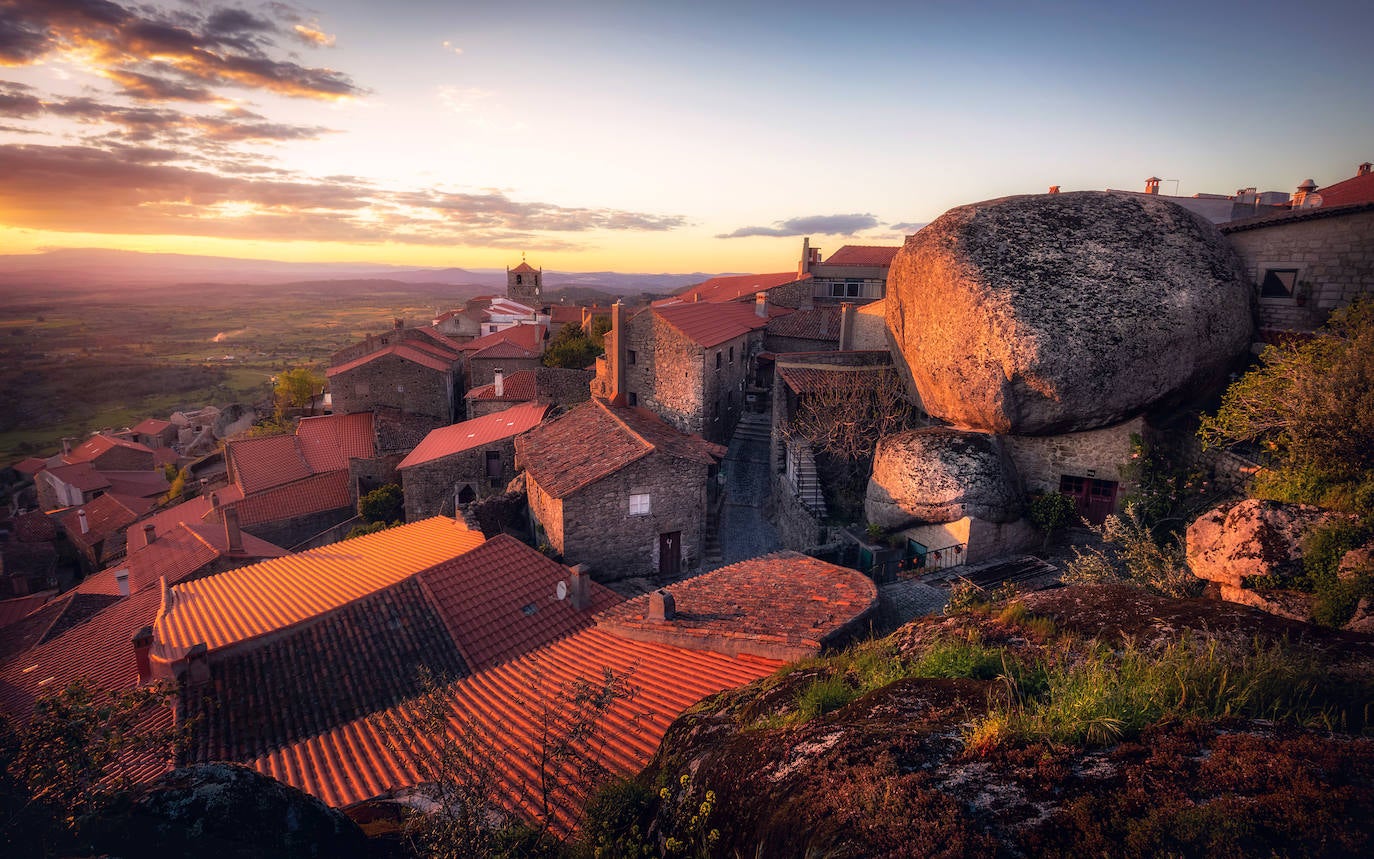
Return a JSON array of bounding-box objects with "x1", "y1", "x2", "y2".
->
[{"x1": 716, "y1": 213, "x2": 879, "y2": 239}]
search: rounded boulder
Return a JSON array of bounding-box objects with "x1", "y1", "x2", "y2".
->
[
  {"x1": 865, "y1": 427, "x2": 1022, "y2": 528},
  {"x1": 885, "y1": 192, "x2": 1251, "y2": 434}
]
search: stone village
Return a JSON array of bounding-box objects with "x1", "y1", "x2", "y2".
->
[{"x1": 2, "y1": 165, "x2": 1373, "y2": 852}]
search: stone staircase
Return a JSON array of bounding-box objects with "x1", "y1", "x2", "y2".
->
[
  {"x1": 731, "y1": 410, "x2": 772, "y2": 444},
  {"x1": 787, "y1": 439, "x2": 827, "y2": 518},
  {"x1": 703, "y1": 502, "x2": 723, "y2": 565}
]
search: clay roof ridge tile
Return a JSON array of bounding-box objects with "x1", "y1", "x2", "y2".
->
[{"x1": 593, "y1": 399, "x2": 654, "y2": 456}]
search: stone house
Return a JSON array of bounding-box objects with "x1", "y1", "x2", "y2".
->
[
  {"x1": 797, "y1": 238, "x2": 901, "y2": 305},
  {"x1": 131, "y1": 418, "x2": 178, "y2": 449},
  {"x1": 398, "y1": 402, "x2": 549, "y2": 519},
  {"x1": 763, "y1": 304, "x2": 869, "y2": 354},
  {"x1": 464, "y1": 367, "x2": 593, "y2": 419},
  {"x1": 56, "y1": 492, "x2": 138, "y2": 571},
  {"x1": 327, "y1": 322, "x2": 467, "y2": 424},
  {"x1": 515, "y1": 397, "x2": 725, "y2": 580},
  {"x1": 433, "y1": 296, "x2": 547, "y2": 341},
  {"x1": 459, "y1": 323, "x2": 546, "y2": 388},
  {"x1": 34, "y1": 433, "x2": 172, "y2": 513},
  {"x1": 666, "y1": 271, "x2": 815, "y2": 309},
  {"x1": 594, "y1": 297, "x2": 788, "y2": 445}
]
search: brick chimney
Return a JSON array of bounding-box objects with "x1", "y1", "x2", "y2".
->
[
  {"x1": 143, "y1": 522, "x2": 156, "y2": 544},
  {"x1": 114, "y1": 567, "x2": 130, "y2": 597},
  {"x1": 62, "y1": 437, "x2": 73, "y2": 456},
  {"x1": 77, "y1": 508, "x2": 89, "y2": 534},
  {"x1": 755, "y1": 291, "x2": 769, "y2": 319},
  {"x1": 494, "y1": 368, "x2": 505, "y2": 398},
  {"x1": 647, "y1": 588, "x2": 676, "y2": 622},
  {"x1": 209, "y1": 491, "x2": 219, "y2": 510},
  {"x1": 569, "y1": 563, "x2": 591, "y2": 611},
  {"x1": 798, "y1": 237, "x2": 820, "y2": 276},
  {"x1": 223, "y1": 505, "x2": 244, "y2": 554},
  {"x1": 1294, "y1": 178, "x2": 1319, "y2": 208},
  {"x1": 1145, "y1": 177, "x2": 1161, "y2": 195},
  {"x1": 1359, "y1": 162, "x2": 1372, "y2": 177},
  {"x1": 838, "y1": 303, "x2": 856, "y2": 351},
  {"x1": 610, "y1": 301, "x2": 628, "y2": 402},
  {"x1": 132, "y1": 626, "x2": 154, "y2": 684}
]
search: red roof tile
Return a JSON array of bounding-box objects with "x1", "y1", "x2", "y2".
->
[
  {"x1": 655, "y1": 301, "x2": 791, "y2": 349},
  {"x1": 398, "y1": 403, "x2": 549, "y2": 469},
  {"x1": 12, "y1": 511, "x2": 58, "y2": 542},
  {"x1": 58, "y1": 493, "x2": 138, "y2": 552},
  {"x1": 765, "y1": 306, "x2": 842, "y2": 341},
  {"x1": 81, "y1": 521, "x2": 288, "y2": 598},
  {"x1": 228, "y1": 470, "x2": 353, "y2": 527},
  {"x1": 821, "y1": 245, "x2": 900, "y2": 266},
  {"x1": 510, "y1": 261, "x2": 539, "y2": 274},
  {"x1": 226, "y1": 433, "x2": 311, "y2": 494},
  {"x1": 14, "y1": 457, "x2": 47, "y2": 477},
  {"x1": 126, "y1": 489, "x2": 245, "y2": 551},
  {"x1": 458, "y1": 323, "x2": 545, "y2": 354},
  {"x1": 465, "y1": 369, "x2": 540, "y2": 402},
  {"x1": 250, "y1": 627, "x2": 780, "y2": 830},
  {"x1": 516, "y1": 399, "x2": 724, "y2": 499},
  {"x1": 0, "y1": 590, "x2": 56, "y2": 630},
  {"x1": 1311, "y1": 169, "x2": 1374, "y2": 208},
  {"x1": 468, "y1": 339, "x2": 540, "y2": 360},
  {"x1": 102, "y1": 470, "x2": 172, "y2": 500},
  {"x1": 417, "y1": 534, "x2": 621, "y2": 671},
  {"x1": 408, "y1": 326, "x2": 468, "y2": 356},
  {"x1": 296, "y1": 412, "x2": 376, "y2": 473},
  {"x1": 64, "y1": 434, "x2": 156, "y2": 466},
  {"x1": 597, "y1": 551, "x2": 878, "y2": 659},
  {"x1": 326, "y1": 343, "x2": 456, "y2": 378},
  {"x1": 0, "y1": 590, "x2": 119, "y2": 659},
  {"x1": 667, "y1": 272, "x2": 807, "y2": 304},
  {"x1": 1221, "y1": 200, "x2": 1374, "y2": 233},
  {"x1": 153, "y1": 517, "x2": 485, "y2": 654},
  {"x1": 132, "y1": 418, "x2": 173, "y2": 435},
  {"x1": 45, "y1": 461, "x2": 112, "y2": 492}
]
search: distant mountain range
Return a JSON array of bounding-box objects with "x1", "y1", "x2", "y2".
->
[{"x1": 0, "y1": 248, "x2": 719, "y2": 296}]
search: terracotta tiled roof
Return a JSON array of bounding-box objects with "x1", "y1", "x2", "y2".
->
[
  {"x1": 153, "y1": 517, "x2": 485, "y2": 654},
  {"x1": 64, "y1": 434, "x2": 156, "y2": 466},
  {"x1": 183, "y1": 577, "x2": 470, "y2": 764},
  {"x1": 666, "y1": 272, "x2": 807, "y2": 305},
  {"x1": 465, "y1": 369, "x2": 540, "y2": 402},
  {"x1": 408, "y1": 326, "x2": 467, "y2": 356},
  {"x1": 1220, "y1": 200, "x2": 1374, "y2": 233},
  {"x1": 227, "y1": 470, "x2": 353, "y2": 527},
  {"x1": 296, "y1": 412, "x2": 376, "y2": 473},
  {"x1": 13, "y1": 457, "x2": 47, "y2": 477},
  {"x1": 58, "y1": 493, "x2": 138, "y2": 553},
  {"x1": 597, "y1": 551, "x2": 878, "y2": 659},
  {"x1": 417, "y1": 534, "x2": 621, "y2": 671},
  {"x1": 548, "y1": 304, "x2": 608, "y2": 324},
  {"x1": 102, "y1": 470, "x2": 172, "y2": 500},
  {"x1": 81, "y1": 522, "x2": 287, "y2": 598},
  {"x1": 655, "y1": 301, "x2": 791, "y2": 349},
  {"x1": 516, "y1": 399, "x2": 723, "y2": 499},
  {"x1": 132, "y1": 418, "x2": 173, "y2": 435},
  {"x1": 326, "y1": 343, "x2": 456, "y2": 378},
  {"x1": 399, "y1": 403, "x2": 549, "y2": 469},
  {"x1": 250, "y1": 627, "x2": 781, "y2": 828},
  {"x1": 12, "y1": 511, "x2": 58, "y2": 542},
  {"x1": 765, "y1": 306, "x2": 842, "y2": 341},
  {"x1": 821, "y1": 245, "x2": 900, "y2": 266},
  {"x1": 510, "y1": 261, "x2": 539, "y2": 274},
  {"x1": 468, "y1": 339, "x2": 540, "y2": 360},
  {"x1": 45, "y1": 462, "x2": 111, "y2": 492},
  {"x1": 126, "y1": 489, "x2": 245, "y2": 551},
  {"x1": 226, "y1": 434, "x2": 311, "y2": 494},
  {"x1": 459, "y1": 323, "x2": 545, "y2": 354},
  {"x1": 778, "y1": 364, "x2": 897, "y2": 396},
  {"x1": 0, "y1": 590, "x2": 119, "y2": 659},
  {"x1": 0, "y1": 590, "x2": 56, "y2": 630},
  {"x1": 1310, "y1": 169, "x2": 1374, "y2": 208}
]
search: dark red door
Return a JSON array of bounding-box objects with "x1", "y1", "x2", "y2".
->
[
  {"x1": 1059, "y1": 475, "x2": 1118, "y2": 525},
  {"x1": 659, "y1": 531, "x2": 681, "y2": 579}
]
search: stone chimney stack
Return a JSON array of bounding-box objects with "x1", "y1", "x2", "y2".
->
[
  {"x1": 569, "y1": 563, "x2": 591, "y2": 611},
  {"x1": 184, "y1": 643, "x2": 210, "y2": 686},
  {"x1": 1048, "y1": 185, "x2": 1060, "y2": 194},
  {"x1": 1359, "y1": 162, "x2": 1372, "y2": 177},
  {"x1": 394, "y1": 317, "x2": 404, "y2": 330},
  {"x1": 144, "y1": 523, "x2": 156, "y2": 544},
  {"x1": 223, "y1": 505, "x2": 244, "y2": 554},
  {"x1": 77, "y1": 508, "x2": 89, "y2": 535},
  {"x1": 62, "y1": 437, "x2": 73, "y2": 456},
  {"x1": 647, "y1": 588, "x2": 676, "y2": 622},
  {"x1": 610, "y1": 301, "x2": 628, "y2": 402},
  {"x1": 209, "y1": 491, "x2": 219, "y2": 510},
  {"x1": 1145, "y1": 177, "x2": 1161, "y2": 195},
  {"x1": 798, "y1": 237, "x2": 820, "y2": 276},
  {"x1": 115, "y1": 567, "x2": 130, "y2": 597},
  {"x1": 494, "y1": 368, "x2": 505, "y2": 398},
  {"x1": 132, "y1": 626, "x2": 154, "y2": 684},
  {"x1": 755, "y1": 291, "x2": 769, "y2": 319},
  {"x1": 838, "y1": 303, "x2": 856, "y2": 351}
]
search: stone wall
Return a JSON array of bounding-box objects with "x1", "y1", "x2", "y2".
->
[
  {"x1": 764, "y1": 335, "x2": 837, "y2": 355},
  {"x1": 468, "y1": 355, "x2": 541, "y2": 388},
  {"x1": 401, "y1": 439, "x2": 519, "y2": 521},
  {"x1": 625, "y1": 313, "x2": 702, "y2": 436},
  {"x1": 526, "y1": 476, "x2": 565, "y2": 555},
  {"x1": 549, "y1": 453, "x2": 706, "y2": 581},
  {"x1": 1225, "y1": 207, "x2": 1374, "y2": 334},
  {"x1": 761, "y1": 279, "x2": 817, "y2": 310},
  {"x1": 1002, "y1": 416, "x2": 1147, "y2": 504},
  {"x1": 699, "y1": 332, "x2": 754, "y2": 444},
  {"x1": 330, "y1": 353, "x2": 456, "y2": 423},
  {"x1": 772, "y1": 471, "x2": 832, "y2": 552},
  {"x1": 241, "y1": 507, "x2": 355, "y2": 551},
  {"x1": 350, "y1": 454, "x2": 403, "y2": 496}
]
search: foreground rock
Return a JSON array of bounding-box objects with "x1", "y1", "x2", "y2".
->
[
  {"x1": 86, "y1": 763, "x2": 368, "y2": 859},
  {"x1": 625, "y1": 585, "x2": 1374, "y2": 858},
  {"x1": 885, "y1": 192, "x2": 1251, "y2": 434},
  {"x1": 865, "y1": 428, "x2": 1022, "y2": 528}
]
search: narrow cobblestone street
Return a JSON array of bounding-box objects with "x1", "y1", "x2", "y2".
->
[{"x1": 712, "y1": 412, "x2": 781, "y2": 568}]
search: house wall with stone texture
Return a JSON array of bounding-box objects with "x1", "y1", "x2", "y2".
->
[
  {"x1": 538, "y1": 453, "x2": 706, "y2": 581},
  {"x1": 468, "y1": 356, "x2": 542, "y2": 388},
  {"x1": 401, "y1": 439, "x2": 519, "y2": 521},
  {"x1": 525, "y1": 476, "x2": 565, "y2": 555},
  {"x1": 699, "y1": 332, "x2": 753, "y2": 445},
  {"x1": 239, "y1": 507, "x2": 355, "y2": 551},
  {"x1": 622, "y1": 313, "x2": 703, "y2": 436},
  {"x1": 1225, "y1": 207, "x2": 1374, "y2": 334},
  {"x1": 772, "y1": 471, "x2": 831, "y2": 552},
  {"x1": 1002, "y1": 416, "x2": 1147, "y2": 506},
  {"x1": 330, "y1": 353, "x2": 456, "y2": 422}
]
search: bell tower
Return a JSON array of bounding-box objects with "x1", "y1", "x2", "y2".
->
[{"x1": 506, "y1": 253, "x2": 542, "y2": 305}]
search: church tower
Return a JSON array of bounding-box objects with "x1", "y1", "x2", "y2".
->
[{"x1": 506, "y1": 253, "x2": 542, "y2": 305}]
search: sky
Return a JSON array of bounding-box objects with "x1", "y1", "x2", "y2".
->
[{"x1": 0, "y1": 0, "x2": 1370, "y2": 273}]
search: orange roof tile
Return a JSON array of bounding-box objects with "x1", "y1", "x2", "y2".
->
[
  {"x1": 778, "y1": 364, "x2": 897, "y2": 396},
  {"x1": 458, "y1": 323, "x2": 545, "y2": 354},
  {"x1": 417, "y1": 534, "x2": 621, "y2": 671},
  {"x1": 655, "y1": 300, "x2": 791, "y2": 349},
  {"x1": 250, "y1": 627, "x2": 781, "y2": 830},
  {"x1": 0, "y1": 590, "x2": 56, "y2": 630},
  {"x1": 399, "y1": 403, "x2": 548, "y2": 470},
  {"x1": 127, "y1": 489, "x2": 246, "y2": 551},
  {"x1": 64, "y1": 434, "x2": 156, "y2": 466},
  {"x1": 132, "y1": 418, "x2": 174, "y2": 435},
  {"x1": 821, "y1": 245, "x2": 900, "y2": 266},
  {"x1": 226, "y1": 433, "x2": 311, "y2": 494},
  {"x1": 597, "y1": 551, "x2": 878, "y2": 659},
  {"x1": 296, "y1": 412, "x2": 376, "y2": 473},
  {"x1": 57, "y1": 493, "x2": 138, "y2": 552},
  {"x1": 82, "y1": 522, "x2": 288, "y2": 598},
  {"x1": 667, "y1": 272, "x2": 807, "y2": 305},
  {"x1": 1312, "y1": 168, "x2": 1374, "y2": 208},
  {"x1": 464, "y1": 368, "x2": 540, "y2": 402},
  {"x1": 510, "y1": 261, "x2": 539, "y2": 274},
  {"x1": 468, "y1": 339, "x2": 540, "y2": 360},
  {"x1": 102, "y1": 470, "x2": 172, "y2": 500},
  {"x1": 45, "y1": 461, "x2": 111, "y2": 492},
  {"x1": 326, "y1": 343, "x2": 456, "y2": 378},
  {"x1": 14, "y1": 457, "x2": 48, "y2": 477},
  {"x1": 153, "y1": 517, "x2": 485, "y2": 655},
  {"x1": 227, "y1": 470, "x2": 353, "y2": 527},
  {"x1": 765, "y1": 305, "x2": 842, "y2": 341},
  {"x1": 516, "y1": 399, "x2": 723, "y2": 499}
]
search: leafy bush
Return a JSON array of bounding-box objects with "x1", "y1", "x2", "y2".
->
[
  {"x1": 1027, "y1": 491, "x2": 1077, "y2": 543},
  {"x1": 1063, "y1": 505, "x2": 1201, "y2": 598},
  {"x1": 358, "y1": 482, "x2": 403, "y2": 524}
]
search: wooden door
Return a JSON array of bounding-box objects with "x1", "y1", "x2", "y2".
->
[{"x1": 659, "y1": 531, "x2": 681, "y2": 579}]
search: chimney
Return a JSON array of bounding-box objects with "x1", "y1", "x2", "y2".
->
[
  {"x1": 569, "y1": 563, "x2": 591, "y2": 611},
  {"x1": 209, "y1": 491, "x2": 219, "y2": 510},
  {"x1": 1145, "y1": 177, "x2": 1161, "y2": 195},
  {"x1": 184, "y1": 643, "x2": 210, "y2": 687},
  {"x1": 494, "y1": 368, "x2": 505, "y2": 398},
  {"x1": 798, "y1": 237, "x2": 811, "y2": 276},
  {"x1": 838, "y1": 302, "x2": 856, "y2": 351},
  {"x1": 223, "y1": 505, "x2": 244, "y2": 554},
  {"x1": 77, "y1": 508, "x2": 89, "y2": 535},
  {"x1": 647, "y1": 589, "x2": 676, "y2": 622},
  {"x1": 755, "y1": 291, "x2": 769, "y2": 319},
  {"x1": 394, "y1": 317, "x2": 404, "y2": 330},
  {"x1": 143, "y1": 523, "x2": 156, "y2": 544},
  {"x1": 610, "y1": 301, "x2": 628, "y2": 402},
  {"x1": 114, "y1": 567, "x2": 130, "y2": 597},
  {"x1": 1359, "y1": 162, "x2": 1372, "y2": 177},
  {"x1": 1048, "y1": 185, "x2": 1060, "y2": 194},
  {"x1": 132, "y1": 626, "x2": 154, "y2": 684},
  {"x1": 1294, "y1": 178, "x2": 1318, "y2": 207},
  {"x1": 365, "y1": 332, "x2": 375, "y2": 353},
  {"x1": 62, "y1": 437, "x2": 73, "y2": 456}
]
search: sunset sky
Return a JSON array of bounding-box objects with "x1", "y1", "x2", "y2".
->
[{"x1": 1, "y1": 0, "x2": 1370, "y2": 273}]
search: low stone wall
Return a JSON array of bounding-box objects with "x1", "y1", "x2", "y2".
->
[
  {"x1": 772, "y1": 471, "x2": 830, "y2": 552},
  {"x1": 1003, "y1": 416, "x2": 1146, "y2": 503}
]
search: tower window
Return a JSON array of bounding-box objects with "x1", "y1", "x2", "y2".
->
[{"x1": 516, "y1": 274, "x2": 523, "y2": 285}]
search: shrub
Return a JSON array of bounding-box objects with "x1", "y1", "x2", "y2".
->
[
  {"x1": 1063, "y1": 505, "x2": 1201, "y2": 598},
  {"x1": 795, "y1": 676, "x2": 856, "y2": 719},
  {"x1": 358, "y1": 483, "x2": 403, "y2": 524}
]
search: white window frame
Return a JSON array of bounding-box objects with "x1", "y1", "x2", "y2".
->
[{"x1": 628, "y1": 493, "x2": 651, "y2": 515}]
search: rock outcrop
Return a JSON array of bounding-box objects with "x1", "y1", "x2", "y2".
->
[
  {"x1": 1186, "y1": 498, "x2": 1349, "y2": 591},
  {"x1": 865, "y1": 428, "x2": 1022, "y2": 528},
  {"x1": 885, "y1": 192, "x2": 1251, "y2": 434}
]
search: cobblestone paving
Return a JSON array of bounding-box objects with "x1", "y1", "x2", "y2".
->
[
  {"x1": 879, "y1": 580, "x2": 950, "y2": 627},
  {"x1": 713, "y1": 423, "x2": 782, "y2": 568}
]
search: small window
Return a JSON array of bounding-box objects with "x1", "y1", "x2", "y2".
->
[
  {"x1": 396, "y1": 384, "x2": 405, "y2": 393},
  {"x1": 1260, "y1": 268, "x2": 1298, "y2": 298},
  {"x1": 846, "y1": 281, "x2": 862, "y2": 297},
  {"x1": 627, "y1": 392, "x2": 638, "y2": 406},
  {"x1": 715, "y1": 351, "x2": 722, "y2": 369},
  {"x1": 829, "y1": 282, "x2": 847, "y2": 298},
  {"x1": 627, "y1": 349, "x2": 637, "y2": 365},
  {"x1": 1059, "y1": 475, "x2": 1085, "y2": 495},
  {"x1": 729, "y1": 346, "x2": 734, "y2": 364},
  {"x1": 629, "y1": 493, "x2": 650, "y2": 515},
  {"x1": 516, "y1": 274, "x2": 523, "y2": 285}
]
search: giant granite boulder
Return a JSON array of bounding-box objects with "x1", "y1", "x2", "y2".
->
[
  {"x1": 865, "y1": 428, "x2": 1022, "y2": 528},
  {"x1": 885, "y1": 192, "x2": 1251, "y2": 434},
  {"x1": 1186, "y1": 498, "x2": 1349, "y2": 592}
]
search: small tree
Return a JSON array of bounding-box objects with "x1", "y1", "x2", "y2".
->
[
  {"x1": 543, "y1": 323, "x2": 601, "y2": 370},
  {"x1": 273, "y1": 366, "x2": 325, "y2": 420},
  {"x1": 1027, "y1": 491, "x2": 1077, "y2": 550},
  {"x1": 358, "y1": 483, "x2": 404, "y2": 525},
  {"x1": 1063, "y1": 505, "x2": 1201, "y2": 598}
]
